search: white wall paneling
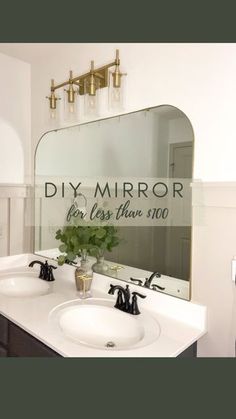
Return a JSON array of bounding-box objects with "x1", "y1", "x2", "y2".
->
[
  {"x1": 0, "y1": 185, "x2": 33, "y2": 256},
  {"x1": 192, "y1": 182, "x2": 236, "y2": 357}
]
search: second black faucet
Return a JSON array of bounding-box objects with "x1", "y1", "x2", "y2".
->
[{"x1": 108, "y1": 284, "x2": 146, "y2": 315}]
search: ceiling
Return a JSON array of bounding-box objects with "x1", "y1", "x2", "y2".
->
[{"x1": 0, "y1": 43, "x2": 73, "y2": 64}]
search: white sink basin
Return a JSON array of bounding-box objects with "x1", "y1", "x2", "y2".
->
[
  {"x1": 0, "y1": 272, "x2": 50, "y2": 297},
  {"x1": 49, "y1": 298, "x2": 160, "y2": 350}
]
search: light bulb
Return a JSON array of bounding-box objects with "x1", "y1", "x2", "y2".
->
[
  {"x1": 69, "y1": 103, "x2": 75, "y2": 114},
  {"x1": 50, "y1": 109, "x2": 57, "y2": 119},
  {"x1": 88, "y1": 95, "x2": 96, "y2": 109},
  {"x1": 84, "y1": 92, "x2": 99, "y2": 117},
  {"x1": 46, "y1": 97, "x2": 60, "y2": 125},
  {"x1": 112, "y1": 88, "x2": 121, "y2": 103}
]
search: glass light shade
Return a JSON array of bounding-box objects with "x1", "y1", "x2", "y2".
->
[
  {"x1": 50, "y1": 107, "x2": 59, "y2": 120},
  {"x1": 84, "y1": 91, "x2": 99, "y2": 118},
  {"x1": 45, "y1": 96, "x2": 61, "y2": 126},
  {"x1": 108, "y1": 72, "x2": 125, "y2": 112},
  {"x1": 64, "y1": 88, "x2": 78, "y2": 122}
]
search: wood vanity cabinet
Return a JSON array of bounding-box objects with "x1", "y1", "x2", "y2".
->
[
  {"x1": 0, "y1": 314, "x2": 61, "y2": 357},
  {"x1": 177, "y1": 342, "x2": 197, "y2": 358},
  {"x1": 0, "y1": 315, "x2": 8, "y2": 357}
]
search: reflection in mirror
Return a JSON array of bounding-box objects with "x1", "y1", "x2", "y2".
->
[{"x1": 34, "y1": 105, "x2": 194, "y2": 300}]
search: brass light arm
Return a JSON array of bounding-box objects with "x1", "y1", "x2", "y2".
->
[
  {"x1": 51, "y1": 80, "x2": 71, "y2": 91},
  {"x1": 94, "y1": 72, "x2": 105, "y2": 80},
  {"x1": 49, "y1": 63, "x2": 115, "y2": 92},
  {"x1": 70, "y1": 60, "x2": 117, "y2": 83},
  {"x1": 73, "y1": 81, "x2": 82, "y2": 87},
  {"x1": 50, "y1": 59, "x2": 119, "y2": 91}
]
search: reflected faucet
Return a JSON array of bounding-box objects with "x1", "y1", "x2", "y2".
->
[
  {"x1": 130, "y1": 271, "x2": 165, "y2": 291},
  {"x1": 144, "y1": 272, "x2": 162, "y2": 289}
]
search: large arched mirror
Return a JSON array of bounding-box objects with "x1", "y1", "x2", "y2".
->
[{"x1": 34, "y1": 105, "x2": 194, "y2": 300}]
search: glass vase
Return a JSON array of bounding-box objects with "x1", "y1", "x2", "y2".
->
[
  {"x1": 75, "y1": 250, "x2": 93, "y2": 298},
  {"x1": 92, "y1": 254, "x2": 109, "y2": 274}
]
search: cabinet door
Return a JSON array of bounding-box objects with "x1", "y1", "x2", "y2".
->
[
  {"x1": 0, "y1": 314, "x2": 8, "y2": 346},
  {"x1": 8, "y1": 323, "x2": 60, "y2": 357},
  {"x1": 0, "y1": 345, "x2": 8, "y2": 357}
]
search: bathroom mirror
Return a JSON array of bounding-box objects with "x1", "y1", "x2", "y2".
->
[{"x1": 34, "y1": 105, "x2": 194, "y2": 300}]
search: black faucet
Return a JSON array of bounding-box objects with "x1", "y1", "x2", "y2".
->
[
  {"x1": 108, "y1": 284, "x2": 146, "y2": 315},
  {"x1": 29, "y1": 260, "x2": 57, "y2": 281},
  {"x1": 130, "y1": 271, "x2": 165, "y2": 291},
  {"x1": 144, "y1": 271, "x2": 162, "y2": 288}
]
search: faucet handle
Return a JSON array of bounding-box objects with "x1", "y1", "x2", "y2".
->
[
  {"x1": 43, "y1": 261, "x2": 57, "y2": 281},
  {"x1": 114, "y1": 289, "x2": 124, "y2": 309},
  {"x1": 130, "y1": 291, "x2": 146, "y2": 315},
  {"x1": 152, "y1": 284, "x2": 165, "y2": 291},
  {"x1": 47, "y1": 264, "x2": 57, "y2": 281},
  {"x1": 108, "y1": 284, "x2": 115, "y2": 293},
  {"x1": 130, "y1": 277, "x2": 144, "y2": 286},
  {"x1": 45, "y1": 260, "x2": 56, "y2": 268},
  {"x1": 132, "y1": 292, "x2": 146, "y2": 299},
  {"x1": 48, "y1": 264, "x2": 57, "y2": 270}
]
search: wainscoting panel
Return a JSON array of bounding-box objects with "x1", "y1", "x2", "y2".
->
[
  {"x1": 0, "y1": 184, "x2": 33, "y2": 256},
  {"x1": 192, "y1": 182, "x2": 236, "y2": 357}
]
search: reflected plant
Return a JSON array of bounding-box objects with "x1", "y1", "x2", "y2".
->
[{"x1": 55, "y1": 223, "x2": 120, "y2": 265}]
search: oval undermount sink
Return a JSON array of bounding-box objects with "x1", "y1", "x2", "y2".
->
[
  {"x1": 0, "y1": 273, "x2": 50, "y2": 297},
  {"x1": 49, "y1": 298, "x2": 160, "y2": 350}
]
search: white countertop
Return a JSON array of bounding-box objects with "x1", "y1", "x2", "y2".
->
[{"x1": 0, "y1": 254, "x2": 207, "y2": 357}]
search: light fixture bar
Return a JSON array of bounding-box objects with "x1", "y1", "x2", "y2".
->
[{"x1": 50, "y1": 50, "x2": 122, "y2": 95}]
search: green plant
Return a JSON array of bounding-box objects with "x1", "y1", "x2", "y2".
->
[{"x1": 55, "y1": 224, "x2": 120, "y2": 266}]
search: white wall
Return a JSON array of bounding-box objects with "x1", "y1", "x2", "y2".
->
[
  {"x1": 0, "y1": 185, "x2": 32, "y2": 256},
  {"x1": 30, "y1": 43, "x2": 236, "y2": 357},
  {"x1": 0, "y1": 52, "x2": 31, "y2": 257},
  {"x1": 0, "y1": 52, "x2": 31, "y2": 184}
]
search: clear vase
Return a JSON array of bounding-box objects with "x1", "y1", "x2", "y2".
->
[
  {"x1": 92, "y1": 255, "x2": 109, "y2": 274},
  {"x1": 75, "y1": 250, "x2": 93, "y2": 298}
]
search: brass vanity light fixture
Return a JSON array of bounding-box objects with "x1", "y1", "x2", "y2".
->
[
  {"x1": 46, "y1": 49, "x2": 126, "y2": 121},
  {"x1": 46, "y1": 79, "x2": 61, "y2": 120}
]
